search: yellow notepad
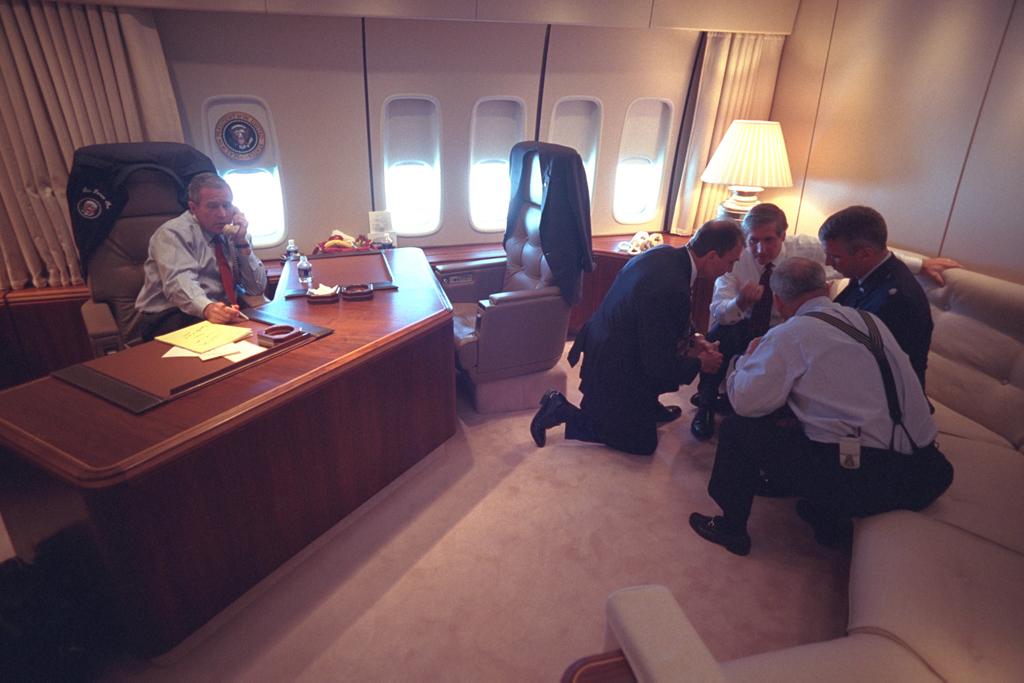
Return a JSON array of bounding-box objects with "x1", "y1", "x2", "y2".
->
[{"x1": 155, "y1": 320, "x2": 252, "y2": 354}]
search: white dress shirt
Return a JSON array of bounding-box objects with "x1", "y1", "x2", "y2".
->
[
  {"x1": 709, "y1": 233, "x2": 924, "y2": 329},
  {"x1": 726, "y1": 296, "x2": 937, "y2": 453},
  {"x1": 135, "y1": 210, "x2": 267, "y2": 318}
]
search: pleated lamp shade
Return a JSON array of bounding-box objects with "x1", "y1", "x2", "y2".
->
[{"x1": 701, "y1": 120, "x2": 792, "y2": 220}]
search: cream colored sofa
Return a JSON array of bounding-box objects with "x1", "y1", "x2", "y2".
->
[{"x1": 603, "y1": 266, "x2": 1024, "y2": 682}]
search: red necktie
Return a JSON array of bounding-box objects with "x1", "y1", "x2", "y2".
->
[
  {"x1": 214, "y1": 238, "x2": 238, "y2": 307},
  {"x1": 749, "y1": 262, "x2": 774, "y2": 336}
]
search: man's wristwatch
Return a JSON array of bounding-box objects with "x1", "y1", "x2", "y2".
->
[{"x1": 234, "y1": 242, "x2": 250, "y2": 248}]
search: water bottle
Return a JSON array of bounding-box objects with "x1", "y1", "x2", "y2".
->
[
  {"x1": 296, "y1": 254, "x2": 313, "y2": 288},
  {"x1": 284, "y1": 239, "x2": 300, "y2": 261}
]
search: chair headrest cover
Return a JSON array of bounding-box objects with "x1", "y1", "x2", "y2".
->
[
  {"x1": 68, "y1": 142, "x2": 217, "y2": 276},
  {"x1": 506, "y1": 141, "x2": 594, "y2": 304}
]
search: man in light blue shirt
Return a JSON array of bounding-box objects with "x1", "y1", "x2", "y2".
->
[{"x1": 135, "y1": 173, "x2": 266, "y2": 339}]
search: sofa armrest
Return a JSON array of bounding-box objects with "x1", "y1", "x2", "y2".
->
[{"x1": 605, "y1": 585, "x2": 727, "y2": 683}]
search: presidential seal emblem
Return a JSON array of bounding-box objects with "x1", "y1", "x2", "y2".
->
[
  {"x1": 77, "y1": 197, "x2": 103, "y2": 219},
  {"x1": 215, "y1": 112, "x2": 266, "y2": 161},
  {"x1": 76, "y1": 186, "x2": 111, "y2": 220}
]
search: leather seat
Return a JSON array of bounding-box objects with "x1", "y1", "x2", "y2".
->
[
  {"x1": 80, "y1": 167, "x2": 189, "y2": 354},
  {"x1": 69, "y1": 143, "x2": 221, "y2": 355},
  {"x1": 437, "y1": 142, "x2": 593, "y2": 386}
]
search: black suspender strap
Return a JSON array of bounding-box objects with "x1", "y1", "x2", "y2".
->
[{"x1": 804, "y1": 310, "x2": 919, "y2": 452}]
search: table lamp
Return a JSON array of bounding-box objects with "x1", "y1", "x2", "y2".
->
[{"x1": 700, "y1": 119, "x2": 792, "y2": 221}]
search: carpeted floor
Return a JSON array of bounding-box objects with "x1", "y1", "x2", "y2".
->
[{"x1": 4, "y1": 345, "x2": 851, "y2": 680}]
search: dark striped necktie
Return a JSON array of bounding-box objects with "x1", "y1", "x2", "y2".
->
[
  {"x1": 213, "y1": 237, "x2": 238, "y2": 307},
  {"x1": 749, "y1": 262, "x2": 774, "y2": 336}
]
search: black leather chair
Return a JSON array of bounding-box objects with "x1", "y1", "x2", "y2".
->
[{"x1": 69, "y1": 143, "x2": 216, "y2": 355}]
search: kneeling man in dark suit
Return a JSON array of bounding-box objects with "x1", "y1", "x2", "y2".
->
[{"x1": 529, "y1": 219, "x2": 744, "y2": 456}]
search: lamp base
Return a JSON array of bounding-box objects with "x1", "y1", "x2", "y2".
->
[{"x1": 716, "y1": 186, "x2": 764, "y2": 221}]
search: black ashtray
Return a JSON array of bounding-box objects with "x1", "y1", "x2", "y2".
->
[{"x1": 340, "y1": 283, "x2": 374, "y2": 301}]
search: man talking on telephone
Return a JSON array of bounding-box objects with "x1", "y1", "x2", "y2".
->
[{"x1": 135, "y1": 172, "x2": 267, "y2": 340}]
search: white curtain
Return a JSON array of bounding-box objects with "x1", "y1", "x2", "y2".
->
[
  {"x1": 672, "y1": 33, "x2": 786, "y2": 233},
  {"x1": 0, "y1": 0, "x2": 182, "y2": 292}
]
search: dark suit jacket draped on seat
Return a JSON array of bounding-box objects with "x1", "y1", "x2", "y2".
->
[{"x1": 505, "y1": 141, "x2": 594, "y2": 304}]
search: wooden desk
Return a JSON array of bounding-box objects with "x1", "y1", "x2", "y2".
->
[{"x1": 0, "y1": 248, "x2": 455, "y2": 656}]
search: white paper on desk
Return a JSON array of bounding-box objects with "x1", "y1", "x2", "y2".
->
[
  {"x1": 198, "y1": 343, "x2": 240, "y2": 361},
  {"x1": 163, "y1": 346, "x2": 201, "y2": 359},
  {"x1": 162, "y1": 339, "x2": 267, "y2": 362},
  {"x1": 223, "y1": 340, "x2": 265, "y2": 363}
]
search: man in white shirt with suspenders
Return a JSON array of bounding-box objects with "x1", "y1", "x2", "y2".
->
[{"x1": 689, "y1": 257, "x2": 953, "y2": 556}]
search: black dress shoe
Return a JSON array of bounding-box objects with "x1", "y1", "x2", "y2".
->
[
  {"x1": 796, "y1": 500, "x2": 853, "y2": 548},
  {"x1": 655, "y1": 403, "x2": 682, "y2": 424},
  {"x1": 688, "y1": 513, "x2": 751, "y2": 556},
  {"x1": 690, "y1": 392, "x2": 732, "y2": 414},
  {"x1": 690, "y1": 406, "x2": 715, "y2": 440},
  {"x1": 530, "y1": 390, "x2": 568, "y2": 448}
]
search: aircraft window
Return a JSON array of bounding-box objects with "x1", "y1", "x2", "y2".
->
[
  {"x1": 222, "y1": 168, "x2": 285, "y2": 248},
  {"x1": 385, "y1": 160, "x2": 441, "y2": 236},
  {"x1": 383, "y1": 96, "x2": 441, "y2": 236},
  {"x1": 613, "y1": 157, "x2": 657, "y2": 220},
  {"x1": 613, "y1": 98, "x2": 673, "y2": 224},
  {"x1": 202, "y1": 96, "x2": 286, "y2": 248},
  {"x1": 469, "y1": 159, "x2": 511, "y2": 232},
  {"x1": 469, "y1": 98, "x2": 525, "y2": 233},
  {"x1": 549, "y1": 97, "x2": 602, "y2": 197}
]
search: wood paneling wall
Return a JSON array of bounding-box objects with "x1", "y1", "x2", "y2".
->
[{"x1": 0, "y1": 287, "x2": 92, "y2": 390}]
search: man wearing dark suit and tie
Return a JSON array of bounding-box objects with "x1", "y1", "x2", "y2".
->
[{"x1": 529, "y1": 220, "x2": 744, "y2": 456}]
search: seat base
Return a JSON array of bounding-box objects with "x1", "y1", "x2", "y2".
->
[{"x1": 462, "y1": 367, "x2": 567, "y2": 414}]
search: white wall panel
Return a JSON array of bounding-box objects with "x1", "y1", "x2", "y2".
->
[
  {"x1": 157, "y1": 12, "x2": 370, "y2": 258},
  {"x1": 69, "y1": 0, "x2": 264, "y2": 12},
  {"x1": 793, "y1": 0, "x2": 1013, "y2": 257},
  {"x1": 540, "y1": 25, "x2": 699, "y2": 235},
  {"x1": 365, "y1": 19, "x2": 545, "y2": 247},
  {"x1": 942, "y1": 4, "x2": 1024, "y2": 284},
  {"x1": 652, "y1": 0, "x2": 799, "y2": 34},
  {"x1": 477, "y1": 0, "x2": 651, "y2": 28},
  {"x1": 268, "y1": 0, "x2": 475, "y2": 20}
]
